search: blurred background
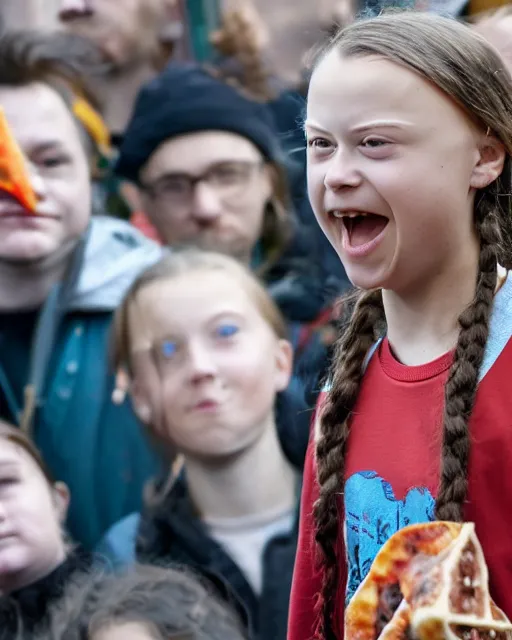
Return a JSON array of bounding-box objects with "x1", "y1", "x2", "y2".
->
[{"x1": 3, "y1": 0, "x2": 508, "y2": 85}]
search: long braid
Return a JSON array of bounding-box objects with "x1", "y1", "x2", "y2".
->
[
  {"x1": 436, "y1": 196, "x2": 501, "y2": 521},
  {"x1": 314, "y1": 289, "x2": 385, "y2": 639}
]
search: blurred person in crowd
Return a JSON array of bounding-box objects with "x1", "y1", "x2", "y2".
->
[
  {"x1": 473, "y1": 5, "x2": 512, "y2": 72},
  {"x1": 209, "y1": 8, "x2": 349, "y2": 285},
  {"x1": 42, "y1": 563, "x2": 248, "y2": 640},
  {"x1": 116, "y1": 64, "x2": 345, "y2": 465},
  {"x1": 58, "y1": 0, "x2": 182, "y2": 141},
  {"x1": 0, "y1": 422, "x2": 93, "y2": 639},
  {"x1": 99, "y1": 249, "x2": 301, "y2": 640},
  {"x1": 0, "y1": 30, "x2": 163, "y2": 551}
]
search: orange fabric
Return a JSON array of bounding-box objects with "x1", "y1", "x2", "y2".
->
[
  {"x1": 129, "y1": 210, "x2": 162, "y2": 243},
  {"x1": 73, "y1": 97, "x2": 111, "y2": 154},
  {"x1": 0, "y1": 107, "x2": 37, "y2": 213}
]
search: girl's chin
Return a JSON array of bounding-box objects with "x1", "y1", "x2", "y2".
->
[{"x1": 345, "y1": 266, "x2": 390, "y2": 292}]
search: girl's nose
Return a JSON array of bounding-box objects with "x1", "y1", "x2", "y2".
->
[
  {"x1": 187, "y1": 342, "x2": 217, "y2": 382},
  {"x1": 323, "y1": 148, "x2": 363, "y2": 191}
]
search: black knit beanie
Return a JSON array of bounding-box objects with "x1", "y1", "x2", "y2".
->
[{"x1": 116, "y1": 62, "x2": 283, "y2": 183}]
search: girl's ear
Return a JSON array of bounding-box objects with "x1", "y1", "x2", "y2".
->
[
  {"x1": 470, "y1": 134, "x2": 506, "y2": 189},
  {"x1": 53, "y1": 482, "x2": 70, "y2": 524},
  {"x1": 274, "y1": 339, "x2": 294, "y2": 392}
]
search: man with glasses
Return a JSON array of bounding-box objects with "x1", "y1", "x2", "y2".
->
[{"x1": 116, "y1": 63, "x2": 289, "y2": 270}]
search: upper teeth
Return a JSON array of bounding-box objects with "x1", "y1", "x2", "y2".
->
[{"x1": 332, "y1": 211, "x2": 366, "y2": 218}]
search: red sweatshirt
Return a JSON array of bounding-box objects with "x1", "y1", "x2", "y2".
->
[{"x1": 288, "y1": 275, "x2": 512, "y2": 640}]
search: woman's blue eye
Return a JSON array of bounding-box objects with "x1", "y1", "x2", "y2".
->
[
  {"x1": 161, "y1": 340, "x2": 178, "y2": 358},
  {"x1": 216, "y1": 324, "x2": 239, "y2": 338}
]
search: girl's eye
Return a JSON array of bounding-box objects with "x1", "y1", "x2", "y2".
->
[
  {"x1": 361, "y1": 138, "x2": 388, "y2": 148},
  {"x1": 161, "y1": 340, "x2": 178, "y2": 359},
  {"x1": 307, "y1": 137, "x2": 333, "y2": 150},
  {"x1": 216, "y1": 324, "x2": 239, "y2": 339}
]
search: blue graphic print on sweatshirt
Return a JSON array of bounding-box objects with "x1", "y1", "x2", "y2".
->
[{"x1": 344, "y1": 470, "x2": 435, "y2": 604}]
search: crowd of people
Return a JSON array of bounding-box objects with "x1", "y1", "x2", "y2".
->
[{"x1": 0, "y1": 1, "x2": 510, "y2": 639}]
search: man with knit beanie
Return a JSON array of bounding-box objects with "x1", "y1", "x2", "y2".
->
[{"x1": 116, "y1": 63, "x2": 290, "y2": 267}]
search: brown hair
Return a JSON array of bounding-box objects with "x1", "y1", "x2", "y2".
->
[
  {"x1": 210, "y1": 7, "x2": 274, "y2": 102},
  {"x1": 311, "y1": 12, "x2": 512, "y2": 638},
  {"x1": 0, "y1": 420, "x2": 55, "y2": 486},
  {"x1": 42, "y1": 563, "x2": 248, "y2": 640},
  {"x1": 0, "y1": 29, "x2": 105, "y2": 157},
  {"x1": 258, "y1": 162, "x2": 294, "y2": 276},
  {"x1": 203, "y1": 22, "x2": 294, "y2": 277}
]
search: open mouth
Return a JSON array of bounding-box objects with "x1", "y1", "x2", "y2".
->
[{"x1": 336, "y1": 212, "x2": 389, "y2": 248}]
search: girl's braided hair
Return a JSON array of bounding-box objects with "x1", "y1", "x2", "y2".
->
[{"x1": 311, "y1": 12, "x2": 512, "y2": 638}]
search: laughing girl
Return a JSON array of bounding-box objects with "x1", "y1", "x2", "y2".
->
[{"x1": 289, "y1": 11, "x2": 512, "y2": 640}]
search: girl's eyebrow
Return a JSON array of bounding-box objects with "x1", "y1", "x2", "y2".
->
[
  {"x1": 304, "y1": 121, "x2": 331, "y2": 133},
  {"x1": 304, "y1": 120, "x2": 414, "y2": 135},
  {"x1": 349, "y1": 120, "x2": 414, "y2": 134}
]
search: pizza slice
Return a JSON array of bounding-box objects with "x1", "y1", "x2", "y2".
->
[
  {"x1": 378, "y1": 600, "x2": 413, "y2": 640},
  {"x1": 344, "y1": 522, "x2": 511, "y2": 640},
  {"x1": 405, "y1": 523, "x2": 512, "y2": 640},
  {"x1": 345, "y1": 522, "x2": 462, "y2": 640},
  {"x1": 0, "y1": 107, "x2": 37, "y2": 213}
]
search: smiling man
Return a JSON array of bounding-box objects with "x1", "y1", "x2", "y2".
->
[{"x1": 0, "y1": 30, "x2": 163, "y2": 550}]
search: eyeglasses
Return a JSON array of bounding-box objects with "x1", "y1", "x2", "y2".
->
[{"x1": 142, "y1": 160, "x2": 264, "y2": 207}]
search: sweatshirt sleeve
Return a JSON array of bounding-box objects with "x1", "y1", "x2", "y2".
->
[{"x1": 288, "y1": 426, "x2": 323, "y2": 640}]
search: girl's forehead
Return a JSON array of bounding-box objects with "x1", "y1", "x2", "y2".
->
[
  {"x1": 130, "y1": 270, "x2": 261, "y2": 337},
  {"x1": 139, "y1": 270, "x2": 250, "y2": 306},
  {"x1": 307, "y1": 52, "x2": 469, "y2": 136},
  {"x1": 309, "y1": 53, "x2": 418, "y2": 115}
]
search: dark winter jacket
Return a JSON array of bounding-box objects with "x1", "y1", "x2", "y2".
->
[
  {"x1": 98, "y1": 477, "x2": 299, "y2": 640},
  {"x1": 0, "y1": 551, "x2": 92, "y2": 639}
]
